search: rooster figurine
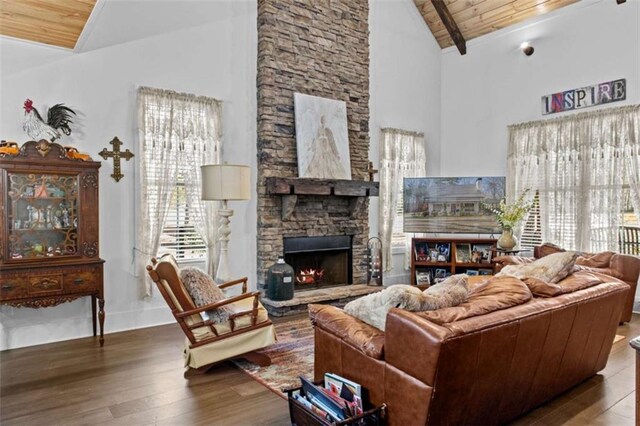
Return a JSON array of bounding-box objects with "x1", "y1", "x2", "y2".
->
[{"x1": 22, "y1": 99, "x2": 76, "y2": 142}]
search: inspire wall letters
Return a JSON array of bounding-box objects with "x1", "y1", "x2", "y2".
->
[{"x1": 541, "y1": 78, "x2": 626, "y2": 115}]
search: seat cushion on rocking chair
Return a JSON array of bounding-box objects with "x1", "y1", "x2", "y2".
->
[{"x1": 185, "y1": 323, "x2": 277, "y2": 368}]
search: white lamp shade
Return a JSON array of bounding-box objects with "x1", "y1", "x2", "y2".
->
[{"x1": 201, "y1": 164, "x2": 251, "y2": 201}]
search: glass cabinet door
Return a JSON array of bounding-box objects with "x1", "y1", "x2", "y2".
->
[{"x1": 6, "y1": 172, "x2": 78, "y2": 259}]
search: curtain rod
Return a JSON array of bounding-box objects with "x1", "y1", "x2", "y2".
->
[
  {"x1": 137, "y1": 86, "x2": 223, "y2": 105},
  {"x1": 380, "y1": 127, "x2": 424, "y2": 137},
  {"x1": 508, "y1": 104, "x2": 639, "y2": 129}
]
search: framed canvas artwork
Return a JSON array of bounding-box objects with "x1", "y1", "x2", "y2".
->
[{"x1": 294, "y1": 93, "x2": 351, "y2": 179}]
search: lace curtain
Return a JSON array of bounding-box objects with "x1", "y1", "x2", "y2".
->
[
  {"x1": 136, "y1": 87, "x2": 222, "y2": 297},
  {"x1": 379, "y1": 128, "x2": 427, "y2": 271},
  {"x1": 507, "y1": 105, "x2": 640, "y2": 253}
]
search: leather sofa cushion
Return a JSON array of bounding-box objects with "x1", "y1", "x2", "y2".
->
[
  {"x1": 536, "y1": 242, "x2": 565, "y2": 257},
  {"x1": 308, "y1": 304, "x2": 385, "y2": 360},
  {"x1": 572, "y1": 264, "x2": 624, "y2": 280},
  {"x1": 522, "y1": 270, "x2": 616, "y2": 298},
  {"x1": 493, "y1": 255, "x2": 535, "y2": 267},
  {"x1": 576, "y1": 251, "x2": 615, "y2": 268},
  {"x1": 416, "y1": 276, "x2": 532, "y2": 325},
  {"x1": 498, "y1": 251, "x2": 578, "y2": 283}
]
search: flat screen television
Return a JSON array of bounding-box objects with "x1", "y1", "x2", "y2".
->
[{"x1": 403, "y1": 176, "x2": 505, "y2": 234}]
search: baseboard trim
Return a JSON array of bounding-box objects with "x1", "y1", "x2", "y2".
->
[{"x1": 0, "y1": 306, "x2": 174, "y2": 350}]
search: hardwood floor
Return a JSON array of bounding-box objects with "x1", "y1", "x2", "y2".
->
[{"x1": 1, "y1": 316, "x2": 639, "y2": 425}]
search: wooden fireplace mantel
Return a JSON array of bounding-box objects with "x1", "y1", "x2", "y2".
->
[{"x1": 265, "y1": 177, "x2": 379, "y2": 220}]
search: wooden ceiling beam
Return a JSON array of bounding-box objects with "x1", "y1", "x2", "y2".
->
[
  {"x1": 415, "y1": 0, "x2": 578, "y2": 50},
  {"x1": 431, "y1": 0, "x2": 467, "y2": 55}
]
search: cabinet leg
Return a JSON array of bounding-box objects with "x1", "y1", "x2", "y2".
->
[
  {"x1": 98, "y1": 298, "x2": 105, "y2": 347},
  {"x1": 92, "y1": 295, "x2": 97, "y2": 337}
]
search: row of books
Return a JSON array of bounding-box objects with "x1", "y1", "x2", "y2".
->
[
  {"x1": 414, "y1": 242, "x2": 494, "y2": 264},
  {"x1": 292, "y1": 374, "x2": 364, "y2": 422},
  {"x1": 416, "y1": 267, "x2": 493, "y2": 285}
]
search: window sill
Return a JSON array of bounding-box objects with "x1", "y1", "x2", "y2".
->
[
  {"x1": 391, "y1": 246, "x2": 406, "y2": 255},
  {"x1": 175, "y1": 258, "x2": 206, "y2": 267}
]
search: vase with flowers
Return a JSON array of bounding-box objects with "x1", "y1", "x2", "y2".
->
[{"x1": 489, "y1": 189, "x2": 533, "y2": 250}]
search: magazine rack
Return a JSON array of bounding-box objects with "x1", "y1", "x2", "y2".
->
[{"x1": 285, "y1": 381, "x2": 386, "y2": 426}]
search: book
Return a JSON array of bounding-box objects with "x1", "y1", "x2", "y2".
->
[
  {"x1": 324, "y1": 373, "x2": 362, "y2": 399},
  {"x1": 324, "y1": 373, "x2": 363, "y2": 414},
  {"x1": 293, "y1": 393, "x2": 331, "y2": 421},
  {"x1": 301, "y1": 376, "x2": 348, "y2": 421}
]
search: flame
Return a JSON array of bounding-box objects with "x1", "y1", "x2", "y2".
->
[{"x1": 296, "y1": 268, "x2": 325, "y2": 284}]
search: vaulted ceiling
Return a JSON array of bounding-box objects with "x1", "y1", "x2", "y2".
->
[
  {"x1": 0, "y1": 0, "x2": 96, "y2": 49},
  {"x1": 0, "y1": 0, "x2": 586, "y2": 53},
  {"x1": 414, "y1": 0, "x2": 580, "y2": 51}
]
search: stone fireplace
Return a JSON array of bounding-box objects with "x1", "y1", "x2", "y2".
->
[
  {"x1": 256, "y1": 0, "x2": 373, "y2": 314},
  {"x1": 284, "y1": 235, "x2": 353, "y2": 291}
]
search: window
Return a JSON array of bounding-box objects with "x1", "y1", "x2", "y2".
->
[
  {"x1": 519, "y1": 191, "x2": 542, "y2": 250},
  {"x1": 158, "y1": 176, "x2": 207, "y2": 261},
  {"x1": 508, "y1": 106, "x2": 638, "y2": 254},
  {"x1": 135, "y1": 87, "x2": 222, "y2": 295},
  {"x1": 379, "y1": 128, "x2": 427, "y2": 270},
  {"x1": 391, "y1": 190, "x2": 404, "y2": 248}
]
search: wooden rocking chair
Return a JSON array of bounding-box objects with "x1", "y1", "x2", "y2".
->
[{"x1": 147, "y1": 254, "x2": 277, "y2": 377}]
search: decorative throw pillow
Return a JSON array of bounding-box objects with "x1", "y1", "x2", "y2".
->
[
  {"x1": 417, "y1": 275, "x2": 532, "y2": 325},
  {"x1": 344, "y1": 285, "x2": 422, "y2": 330},
  {"x1": 420, "y1": 274, "x2": 469, "y2": 311},
  {"x1": 497, "y1": 251, "x2": 578, "y2": 284},
  {"x1": 344, "y1": 275, "x2": 469, "y2": 330},
  {"x1": 180, "y1": 267, "x2": 232, "y2": 324}
]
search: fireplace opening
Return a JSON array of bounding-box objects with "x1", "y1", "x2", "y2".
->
[{"x1": 283, "y1": 235, "x2": 353, "y2": 291}]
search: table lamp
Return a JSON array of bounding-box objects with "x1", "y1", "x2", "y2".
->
[{"x1": 201, "y1": 164, "x2": 251, "y2": 282}]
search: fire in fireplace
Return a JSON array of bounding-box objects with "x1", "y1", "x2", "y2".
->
[{"x1": 283, "y1": 235, "x2": 353, "y2": 291}]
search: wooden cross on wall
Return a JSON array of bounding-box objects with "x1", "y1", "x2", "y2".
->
[{"x1": 99, "y1": 137, "x2": 134, "y2": 182}]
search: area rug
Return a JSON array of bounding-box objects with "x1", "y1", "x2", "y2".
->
[
  {"x1": 614, "y1": 334, "x2": 625, "y2": 344},
  {"x1": 232, "y1": 316, "x2": 314, "y2": 399}
]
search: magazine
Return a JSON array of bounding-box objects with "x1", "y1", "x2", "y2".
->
[
  {"x1": 301, "y1": 376, "x2": 348, "y2": 421},
  {"x1": 324, "y1": 373, "x2": 363, "y2": 415}
]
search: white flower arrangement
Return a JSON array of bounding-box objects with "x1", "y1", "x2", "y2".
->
[{"x1": 489, "y1": 189, "x2": 533, "y2": 229}]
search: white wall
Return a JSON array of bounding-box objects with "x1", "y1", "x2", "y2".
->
[
  {"x1": 9, "y1": 0, "x2": 621, "y2": 348},
  {"x1": 0, "y1": 1, "x2": 257, "y2": 350},
  {"x1": 0, "y1": 0, "x2": 442, "y2": 348},
  {"x1": 440, "y1": 0, "x2": 640, "y2": 177},
  {"x1": 369, "y1": 0, "x2": 442, "y2": 284}
]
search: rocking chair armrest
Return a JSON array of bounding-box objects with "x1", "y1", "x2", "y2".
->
[
  {"x1": 218, "y1": 277, "x2": 249, "y2": 293},
  {"x1": 176, "y1": 291, "x2": 261, "y2": 318}
]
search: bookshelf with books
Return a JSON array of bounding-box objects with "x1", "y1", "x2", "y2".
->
[{"x1": 411, "y1": 237, "x2": 497, "y2": 286}]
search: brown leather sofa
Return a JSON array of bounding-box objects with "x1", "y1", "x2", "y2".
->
[
  {"x1": 309, "y1": 268, "x2": 630, "y2": 425},
  {"x1": 531, "y1": 244, "x2": 640, "y2": 323}
]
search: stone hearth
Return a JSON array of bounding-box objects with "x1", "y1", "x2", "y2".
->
[{"x1": 262, "y1": 285, "x2": 380, "y2": 317}]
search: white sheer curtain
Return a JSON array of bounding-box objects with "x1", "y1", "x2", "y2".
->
[
  {"x1": 379, "y1": 128, "x2": 427, "y2": 271},
  {"x1": 136, "y1": 87, "x2": 222, "y2": 297},
  {"x1": 507, "y1": 105, "x2": 639, "y2": 253}
]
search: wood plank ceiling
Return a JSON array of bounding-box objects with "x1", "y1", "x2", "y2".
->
[
  {"x1": 0, "y1": 0, "x2": 96, "y2": 49},
  {"x1": 414, "y1": 0, "x2": 579, "y2": 50}
]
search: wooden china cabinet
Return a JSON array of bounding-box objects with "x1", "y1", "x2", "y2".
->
[{"x1": 0, "y1": 140, "x2": 105, "y2": 346}]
